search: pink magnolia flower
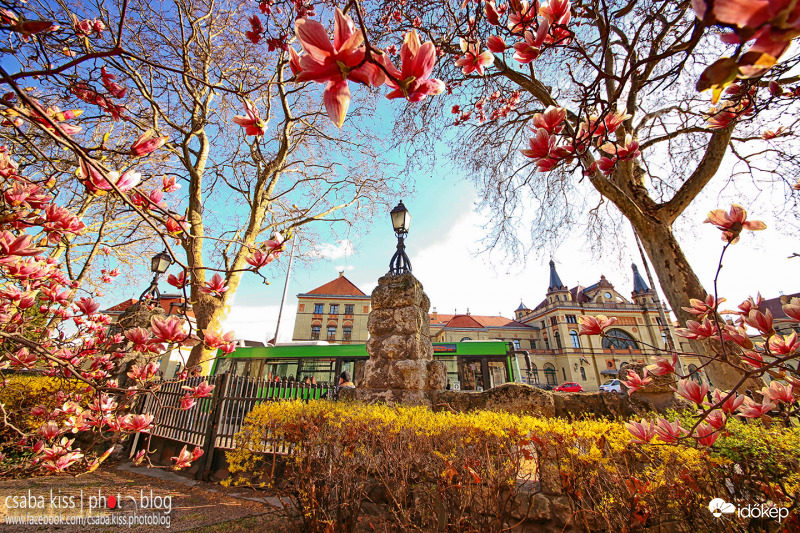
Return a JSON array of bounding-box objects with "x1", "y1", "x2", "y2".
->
[
  {"x1": 708, "y1": 389, "x2": 745, "y2": 414},
  {"x1": 385, "y1": 30, "x2": 445, "y2": 102},
  {"x1": 705, "y1": 410, "x2": 727, "y2": 430},
  {"x1": 165, "y1": 216, "x2": 189, "y2": 235},
  {"x1": 75, "y1": 297, "x2": 100, "y2": 315},
  {"x1": 513, "y1": 21, "x2": 550, "y2": 64},
  {"x1": 737, "y1": 397, "x2": 775, "y2": 418},
  {"x1": 78, "y1": 159, "x2": 141, "y2": 195},
  {"x1": 150, "y1": 315, "x2": 187, "y2": 343},
  {"x1": 577, "y1": 315, "x2": 617, "y2": 336},
  {"x1": 183, "y1": 381, "x2": 215, "y2": 398},
  {"x1": 167, "y1": 271, "x2": 188, "y2": 289},
  {"x1": 743, "y1": 309, "x2": 774, "y2": 337},
  {"x1": 200, "y1": 273, "x2": 229, "y2": 297},
  {"x1": 654, "y1": 418, "x2": 688, "y2": 443},
  {"x1": 124, "y1": 327, "x2": 152, "y2": 352},
  {"x1": 171, "y1": 445, "x2": 195, "y2": 469},
  {"x1": 131, "y1": 130, "x2": 168, "y2": 156},
  {"x1": 262, "y1": 232, "x2": 286, "y2": 255},
  {"x1": 694, "y1": 423, "x2": 719, "y2": 446},
  {"x1": 232, "y1": 100, "x2": 268, "y2": 136},
  {"x1": 0, "y1": 231, "x2": 40, "y2": 257},
  {"x1": 719, "y1": 324, "x2": 754, "y2": 350},
  {"x1": 485, "y1": 0, "x2": 501, "y2": 25},
  {"x1": 486, "y1": 35, "x2": 507, "y2": 53},
  {"x1": 507, "y1": 0, "x2": 538, "y2": 33},
  {"x1": 521, "y1": 127, "x2": 556, "y2": 159},
  {"x1": 532, "y1": 106, "x2": 566, "y2": 134},
  {"x1": 673, "y1": 378, "x2": 708, "y2": 405},
  {"x1": 202, "y1": 329, "x2": 235, "y2": 349},
  {"x1": 782, "y1": 297, "x2": 800, "y2": 322},
  {"x1": 761, "y1": 381, "x2": 795, "y2": 404},
  {"x1": 645, "y1": 353, "x2": 678, "y2": 377},
  {"x1": 767, "y1": 330, "x2": 799, "y2": 355},
  {"x1": 677, "y1": 318, "x2": 717, "y2": 340},
  {"x1": 162, "y1": 175, "x2": 181, "y2": 192},
  {"x1": 180, "y1": 394, "x2": 196, "y2": 410},
  {"x1": 598, "y1": 134, "x2": 640, "y2": 160},
  {"x1": 704, "y1": 204, "x2": 767, "y2": 244},
  {"x1": 681, "y1": 294, "x2": 725, "y2": 320},
  {"x1": 455, "y1": 39, "x2": 494, "y2": 75},
  {"x1": 38, "y1": 421, "x2": 60, "y2": 440},
  {"x1": 119, "y1": 414, "x2": 153, "y2": 432},
  {"x1": 293, "y1": 9, "x2": 386, "y2": 127},
  {"x1": 246, "y1": 249, "x2": 276, "y2": 269},
  {"x1": 624, "y1": 419, "x2": 655, "y2": 444},
  {"x1": 101, "y1": 67, "x2": 126, "y2": 99},
  {"x1": 621, "y1": 370, "x2": 652, "y2": 395}
]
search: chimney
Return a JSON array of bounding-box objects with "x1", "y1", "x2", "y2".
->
[
  {"x1": 432, "y1": 307, "x2": 438, "y2": 321},
  {"x1": 338, "y1": 270, "x2": 344, "y2": 277}
]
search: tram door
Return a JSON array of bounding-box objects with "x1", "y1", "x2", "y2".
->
[{"x1": 459, "y1": 358, "x2": 509, "y2": 391}]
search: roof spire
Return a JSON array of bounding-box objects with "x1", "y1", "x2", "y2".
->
[
  {"x1": 631, "y1": 263, "x2": 651, "y2": 294},
  {"x1": 548, "y1": 259, "x2": 566, "y2": 292}
]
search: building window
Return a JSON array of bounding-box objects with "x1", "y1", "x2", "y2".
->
[
  {"x1": 580, "y1": 367, "x2": 586, "y2": 380},
  {"x1": 314, "y1": 303, "x2": 324, "y2": 314},
  {"x1": 544, "y1": 363, "x2": 557, "y2": 385},
  {"x1": 562, "y1": 367, "x2": 567, "y2": 381},
  {"x1": 541, "y1": 321, "x2": 545, "y2": 329},
  {"x1": 566, "y1": 314, "x2": 577, "y2": 324},
  {"x1": 550, "y1": 316, "x2": 558, "y2": 326},
  {"x1": 345, "y1": 304, "x2": 354, "y2": 315},
  {"x1": 530, "y1": 339, "x2": 537, "y2": 349},
  {"x1": 513, "y1": 339, "x2": 521, "y2": 349},
  {"x1": 570, "y1": 330, "x2": 581, "y2": 348},
  {"x1": 460, "y1": 336, "x2": 472, "y2": 341},
  {"x1": 311, "y1": 325, "x2": 320, "y2": 340},
  {"x1": 330, "y1": 304, "x2": 339, "y2": 315},
  {"x1": 687, "y1": 364, "x2": 701, "y2": 383},
  {"x1": 327, "y1": 326, "x2": 336, "y2": 341},
  {"x1": 601, "y1": 329, "x2": 639, "y2": 350},
  {"x1": 343, "y1": 326, "x2": 352, "y2": 341},
  {"x1": 544, "y1": 338, "x2": 550, "y2": 350},
  {"x1": 528, "y1": 364, "x2": 539, "y2": 384},
  {"x1": 656, "y1": 317, "x2": 663, "y2": 326},
  {"x1": 554, "y1": 332, "x2": 562, "y2": 349}
]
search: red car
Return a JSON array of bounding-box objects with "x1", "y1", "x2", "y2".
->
[{"x1": 554, "y1": 382, "x2": 583, "y2": 393}]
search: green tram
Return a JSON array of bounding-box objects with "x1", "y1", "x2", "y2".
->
[{"x1": 211, "y1": 340, "x2": 523, "y2": 392}]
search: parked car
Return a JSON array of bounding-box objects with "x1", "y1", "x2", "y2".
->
[
  {"x1": 599, "y1": 379, "x2": 622, "y2": 393},
  {"x1": 531, "y1": 383, "x2": 553, "y2": 391},
  {"x1": 554, "y1": 382, "x2": 583, "y2": 393}
]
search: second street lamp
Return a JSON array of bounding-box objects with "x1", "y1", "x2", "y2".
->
[
  {"x1": 139, "y1": 249, "x2": 173, "y2": 303},
  {"x1": 389, "y1": 200, "x2": 412, "y2": 275}
]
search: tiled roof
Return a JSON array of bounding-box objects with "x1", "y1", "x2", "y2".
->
[
  {"x1": 430, "y1": 314, "x2": 533, "y2": 329},
  {"x1": 104, "y1": 295, "x2": 192, "y2": 316},
  {"x1": 758, "y1": 292, "x2": 800, "y2": 319},
  {"x1": 302, "y1": 275, "x2": 368, "y2": 297}
]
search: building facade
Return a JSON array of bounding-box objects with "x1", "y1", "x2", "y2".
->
[{"x1": 291, "y1": 273, "x2": 371, "y2": 343}]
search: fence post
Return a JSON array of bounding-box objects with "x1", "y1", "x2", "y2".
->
[{"x1": 197, "y1": 372, "x2": 227, "y2": 481}]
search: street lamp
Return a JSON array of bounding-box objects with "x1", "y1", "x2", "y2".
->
[
  {"x1": 389, "y1": 201, "x2": 412, "y2": 275},
  {"x1": 139, "y1": 249, "x2": 173, "y2": 303}
]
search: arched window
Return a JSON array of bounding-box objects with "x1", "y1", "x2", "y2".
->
[
  {"x1": 580, "y1": 367, "x2": 586, "y2": 381},
  {"x1": 528, "y1": 363, "x2": 539, "y2": 384},
  {"x1": 687, "y1": 364, "x2": 701, "y2": 383},
  {"x1": 544, "y1": 363, "x2": 557, "y2": 386},
  {"x1": 460, "y1": 336, "x2": 472, "y2": 341},
  {"x1": 602, "y1": 329, "x2": 639, "y2": 350},
  {"x1": 570, "y1": 330, "x2": 581, "y2": 348}
]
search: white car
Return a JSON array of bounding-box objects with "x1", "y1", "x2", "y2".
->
[{"x1": 599, "y1": 379, "x2": 622, "y2": 393}]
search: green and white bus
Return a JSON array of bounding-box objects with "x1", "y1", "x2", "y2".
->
[{"x1": 211, "y1": 340, "x2": 522, "y2": 391}]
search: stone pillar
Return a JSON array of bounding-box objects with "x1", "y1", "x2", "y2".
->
[{"x1": 357, "y1": 272, "x2": 446, "y2": 405}]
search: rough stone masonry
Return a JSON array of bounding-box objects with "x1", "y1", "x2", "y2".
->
[{"x1": 356, "y1": 272, "x2": 447, "y2": 405}]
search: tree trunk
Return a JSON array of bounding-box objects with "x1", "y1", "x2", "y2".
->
[
  {"x1": 184, "y1": 292, "x2": 228, "y2": 374},
  {"x1": 632, "y1": 218, "x2": 763, "y2": 393}
]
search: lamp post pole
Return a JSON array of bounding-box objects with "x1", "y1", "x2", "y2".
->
[{"x1": 389, "y1": 200, "x2": 412, "y2": 275}]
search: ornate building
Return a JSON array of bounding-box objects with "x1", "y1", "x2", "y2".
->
[
  {"x1": 291, "y1": 273, "x2": 371, "y2": 343},
  {"x1": 510, "y1": 260, "x2": 705, "y2": 390}
]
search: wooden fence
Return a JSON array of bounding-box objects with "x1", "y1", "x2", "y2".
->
[{"x1": 137, "y1": 373, "x2": 332, "y2": 473}]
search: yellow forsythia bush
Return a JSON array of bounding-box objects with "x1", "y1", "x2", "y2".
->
[{"x1": 227, "y1": 401, "x2": 799, "y2": 532}]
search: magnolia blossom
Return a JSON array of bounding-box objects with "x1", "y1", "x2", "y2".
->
[
  {"x1": 232, "y1": 100, "x2": 268, "y2": 136},
  {"x1": 704, "y1": 204, "x2": 766, "y2": 244},
  {"x1": 171, "y1": 445, "x2": 203, "y2": 470},
  {"x1": 167, "y1": 271, "x2": 188, "y2": 288},
  {"x1": 621, "y1": 370, "x2": 652, "y2": 395},
  {"x1": 200, "y1": 273, "x2": 229, "y2": 297},
  {"x1": 384, "y1": 30, "x2": 445, "y2": 102},
  {"x1": 654, "y1": 418, "x2": 688, "y2": 443},
  {"x1": 513, "y1": 21, "x2": 550, "y2": 64},
  {"x1": 761, "y1": 381, "x2": 795, "y2": 404},
  {"x1": 681, "y1": 294, "x2": 724, "y2": 320},
  {"x1": 694, "y1": 423, "x2": 719, "y2": 447},
  {"x1": 673, "y1": 378, "x2": 708, "y2": 405},
  {"x1": 708, "y1": 389, "x2": 745, "y2": 414},
  {"x1": 577, "y1": 315, "x2": 617, "y2": 336},
  {"x1": 737, "y1": 397, "x2": 776, "y2": 418},
  {"x1": 624, "y1": 419, "x2": 655, "y2": 444},
  {"x1": 293, "y1": 9, "x2": 385, "y2": 127},
  {"x1": 131, "y1": 130, "x2": 168, "y2": 156},
  {"x1": 645, "y1": 353, "x2": 678, "y2": 377},
  {"x1": 455, "y1": 39, "x2": 494, "y2": 75}
]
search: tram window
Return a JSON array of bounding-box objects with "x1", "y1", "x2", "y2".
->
[
  {"x1": 435, "y1": 355, "x2": 459, "y2": 388},
  {"x1": 297, "y1": 358, "x2": 336, "y2": 384},
  {"x1": 214, "y1": 357, "x2": 232, "y2": 375},
  {"x1": 488, "y1": 361, "x2": 508, "y2": 389},
  {"x1": 262, "y1": 360, "x2": 300, "y2": 381}
]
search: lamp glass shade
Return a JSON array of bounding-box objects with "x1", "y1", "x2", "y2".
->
[
  {"x1": 390, "y1": 201, "x2": 411, "y2": 233},
  {"x1": 151, "y1": 250, "x2": 172, "y2": 274}
]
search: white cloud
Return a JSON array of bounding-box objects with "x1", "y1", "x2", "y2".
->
[
  {"x1": 221, "y1": 304, "x2": 297, "y2": 344},
  {"x1": 335, "y1": 264, "x2": 355, "y2": 272},
  {"x1": 307, "y1": 239, "x2": 354, "y2": 260}
]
